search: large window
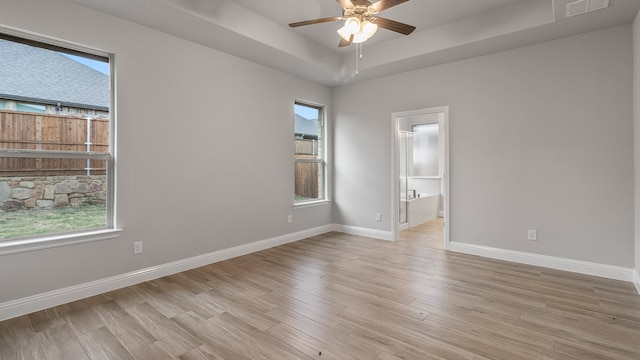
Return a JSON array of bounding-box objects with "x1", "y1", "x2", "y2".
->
[
  {"x1": 294, "y1": 101, "x2": 325, "y2": 204},
  {"x1": 0, "y1": 33, "x2": 114, "y2": 243}
]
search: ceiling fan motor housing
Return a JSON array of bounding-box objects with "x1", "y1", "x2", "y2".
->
[{"x1": 343, "y1": 0, "x2": 378, "y2": 18}]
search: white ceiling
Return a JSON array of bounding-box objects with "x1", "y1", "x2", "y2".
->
[
  {"x1": 230, "y1": 0, "x2": 523, "y2": 52},
  {"x1": 71, "y1": 0, "x2": 640, "y2": 87}
]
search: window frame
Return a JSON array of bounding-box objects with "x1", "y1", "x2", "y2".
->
[
  {"x1": 294, "y1": 100, "x2": 329, "y2": 207},
  {"x1": 0, "y1": 30, "x2": 120, "y2": 254}
]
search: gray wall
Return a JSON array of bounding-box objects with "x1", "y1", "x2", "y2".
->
[
  {"x1": 0, "y1": 0, "x2": 331, "y2": 303},
  {"x1": 634, "y1": 11, "x2": 640, "y2": 280},
  {"x1": 0, "y1": 0, "x2": 637, "y2": 306},
  {"x1": 333, "y1": 25, "x2": 634, "y2": 267}
]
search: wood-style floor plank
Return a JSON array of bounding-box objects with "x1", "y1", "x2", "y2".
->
[
  {"x1": 123, "y1": 303, "x2": 201, "y2": 356},
  {"x1": 77, "y1": 327, "x2": 134, "y2": 360},
  {"x1": 41, "y1": 323, "x2": 91, "y2": 360},
  {"x1": 1, "y1": 218, "x2": 639, "y2": 359},
  {"x1": 91, "y1": 301, "x2": 156, "y2": 353}
]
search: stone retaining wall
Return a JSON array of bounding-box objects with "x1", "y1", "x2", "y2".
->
[{"x1": 0, "y1": 175, "x2": 107, "y2": 211}]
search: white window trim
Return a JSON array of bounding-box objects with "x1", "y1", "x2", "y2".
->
[
  {"x1": 294, "y1": 100, "x2": 328, "y2": 205},
  {"x1": 0, "y1": 30, "x2": 118, "y2": 253},
  {"x1": 0, "y1": 229, "x2": 122, "y2": 256}
]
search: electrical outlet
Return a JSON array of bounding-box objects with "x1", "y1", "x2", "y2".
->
[
  {"x1": 133, "y1": 241, "x2": 143, "y2": 254},
  {"x1": 527, "y1": 229, "x2": 537, "y2": 241},
  {"x1": 375, "y1": 213, "x2": 382, "y2": 222},
  {"x1": 287, "y1": 215, "x2": 293, "y2": 224}
]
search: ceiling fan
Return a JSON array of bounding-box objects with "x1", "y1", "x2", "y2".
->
[{"x1": 289, "y1": 0, "x2": 416, "y2": 47}]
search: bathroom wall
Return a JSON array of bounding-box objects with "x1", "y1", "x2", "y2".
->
[{"x1": 408, "y1": 179, "x2": 440, "y2": 198}]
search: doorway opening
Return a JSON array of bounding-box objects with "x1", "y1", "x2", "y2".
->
[{"x1": 391, "y1": 107, "x2": 449, "y2": 249}]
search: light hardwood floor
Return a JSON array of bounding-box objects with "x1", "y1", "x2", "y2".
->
[
  {"x1": 400, "y1": 218, "x2": 445, "y2": 249},
  {"x1": 2, "y1": 219, "x2": 640, "y2": 359}
]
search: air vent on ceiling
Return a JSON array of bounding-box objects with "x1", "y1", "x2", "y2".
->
[{"x1": 566, "y1": 0, "x2": 609, "y2": 18}]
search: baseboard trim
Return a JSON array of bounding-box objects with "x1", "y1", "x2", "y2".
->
[
  {"x1": 633, "y1": 270, "x2": 640, "y2": 295},
  {"x1": 0, "y1": 224, "x2": 332, "y2": 322},
  {"x1": 448, "y1": 242, "x2": 635, "y2": 282},
  {"x1": 331, "y1": 224, "x2": 394, "y2": 241}
]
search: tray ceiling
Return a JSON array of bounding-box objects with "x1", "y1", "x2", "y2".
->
[{"x1": 71, "y1": 0, "x2": 640, "y2": 86}]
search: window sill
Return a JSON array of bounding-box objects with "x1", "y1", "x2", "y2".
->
[
  {"x1": 0, "y1": 229, "x2": 122, "y2": 256},
  {"x1": 294, "y1": 199, "x2": 331, "y2": 209}
]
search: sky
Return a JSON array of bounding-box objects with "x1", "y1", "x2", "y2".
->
[
  {"x1": 294, "y1": 103, "x2": 319, "y2": 120},
  {"x1": 61, "y1": 53, "x2": 110, "y2": 75}
]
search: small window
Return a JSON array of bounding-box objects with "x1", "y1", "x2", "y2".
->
[
  {"x1": 0, "y1": 33, "x2": 114, "y2": 242},
  {"x1": 412, "y1": 123, "x2": 439, "y2": 177},
  {"x1": 16, "y1": 102, "x2": 45, "y2": 113},
  {"x1": 0, "y1": 100, "x2": 5, "y2": 110},
  {"x1": 294, "y1": 102, "x2": 325, "y2": 203}
]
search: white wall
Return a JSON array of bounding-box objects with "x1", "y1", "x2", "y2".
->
[
  {"x1": 333, "y1": 25, "x2": 634, "y2": 267},
  {"x1": 634, "y1": 10, "x2": 640, "y2": 286},
  {"x1": 0, "y1": 0, "x2": 331, "y2": 303}
]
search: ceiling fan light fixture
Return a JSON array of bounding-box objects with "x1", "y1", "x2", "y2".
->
[
  {"x1": 353, "y1": 21, "x2": 378, "y2": 43},
  {"x1": 290, "y1": 0, "x2": 414, "y2": 49},
  {"x1": 337, "y1": 27, "x2": 351, "y2": 41},
  {"x1": 345, "y1": 16, "x2": 361, "y2": 32},
  {"x1": 337, "y1": 16, "x2": 361, "y2": 41}
]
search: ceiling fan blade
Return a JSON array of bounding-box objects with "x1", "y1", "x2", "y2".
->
[
  {"x1": 289, "y1": 17, "x2": 343, "y2": 28},
  {"x1": 371, "y1": 0, "x2": 409, "y2": 13},
  {"x1": 336, "y1": 0, "x2": 355, "y2": 9},
  {"x1": 372, "y1": 17, "x2": 416, "y2": 35},
  {"x1": 338, "y1": 34, "x2": 354, "y2": 47}
]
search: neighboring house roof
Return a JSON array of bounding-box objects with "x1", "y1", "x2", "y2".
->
[
  {"x1": 0, "y1": 39, "x2": 109, "y2": 110},
  {"x1": 295, "y1": 114, "x2": 318, "y2": 138}
]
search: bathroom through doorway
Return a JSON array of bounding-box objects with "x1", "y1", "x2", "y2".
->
[{"x1": 391, "y1": 106, "x2": 449, "y2": 248}]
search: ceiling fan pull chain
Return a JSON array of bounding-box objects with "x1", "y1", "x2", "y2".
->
[
  {"x1": 355, "y1": 43, "x2": 364, "y2": 77},
  {"x1": 355, "y1": 44, "x2": 359, "y2": 77}
]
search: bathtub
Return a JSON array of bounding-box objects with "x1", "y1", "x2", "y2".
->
[{"x1": 408, "y1": 193, "x2": 440, "y2": 227}]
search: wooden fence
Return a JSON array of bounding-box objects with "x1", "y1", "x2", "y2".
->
[
  {"x1": 0, "y1": 111, "x2": 109, "y2": 176},
  {"x1": 295, "y1": 139, "x2": 319, "y2": 199},
  {"x1": 295, "y1": 138, "x2": 318, "y2": 156}
]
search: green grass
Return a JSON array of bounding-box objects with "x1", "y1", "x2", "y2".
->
[{"x1": 0, "y1": 205, "x2": 107, "y2": 239}]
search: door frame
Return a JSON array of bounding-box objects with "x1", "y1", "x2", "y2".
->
[{"x1": 390, "y1": 106, "x2": 450, "y2": 249}]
